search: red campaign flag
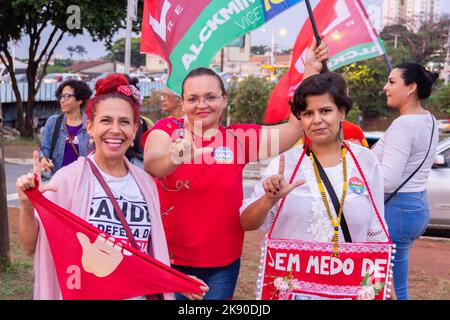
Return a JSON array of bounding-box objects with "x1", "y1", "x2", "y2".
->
[
  {"x1": 24, "y1": 187, "x2": 203, "y2": 300},
  {"x1": 264, "y1": 0, "x2": 386, "y2": 124}
]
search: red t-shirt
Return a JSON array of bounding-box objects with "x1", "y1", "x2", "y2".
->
[{"x1": 142, "y1": 118, "x2": 261, "y2": 267}]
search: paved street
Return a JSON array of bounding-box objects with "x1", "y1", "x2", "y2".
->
[{"x1": 4, "y1": 162, "x2": 32, "y2": 207}]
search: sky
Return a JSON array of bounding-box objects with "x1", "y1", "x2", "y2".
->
[{"x1": 12, "y1": 0, "x2": 450, "y2": 61}]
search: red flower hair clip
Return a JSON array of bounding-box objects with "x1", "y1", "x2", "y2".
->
[{"x1": 117, "y1": 85, "x2": 133, "y2": 97}]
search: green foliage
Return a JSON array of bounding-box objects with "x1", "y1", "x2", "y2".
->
[
  {"x1": 0, "y1": 0, "x2": 140, "y2": 136},
  {"x1": 428, "y1": 83, "x2": 450, "y2": 117},
  {"x1": 380, "y1": 18, "x2": 450, "y2": 65},
  {"x1": 250, "y1": 45, "x2": 270, "y2": 55},
  {"x1": 229, "y1": 76, "x2": 274, "y2": 124},
  {"x1": 105, "y1": 37, "x2": 145, "y2": 68},
  {"x1": 340, "y1": 61, "x2": 388, "y2": 119},
  {"x1": 346, "y1": 104, "x2": 362, "y2": 124}
]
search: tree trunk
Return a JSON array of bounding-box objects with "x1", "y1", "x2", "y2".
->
[
  {"x1": 0, "y1": 100, "x2": 11, "y2": 267},
  {"x1": 23, "y1": 64, "x2": 38, "y2": 137}
]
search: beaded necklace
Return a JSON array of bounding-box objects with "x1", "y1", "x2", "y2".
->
[{"x1": 310, "y1": 147, "x2": 348, "y2": 257}]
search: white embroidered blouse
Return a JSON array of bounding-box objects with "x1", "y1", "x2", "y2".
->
[{"x1": 240, "y1": 143, "x2": 388, "y2": 243}]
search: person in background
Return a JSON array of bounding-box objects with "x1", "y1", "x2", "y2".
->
[
  {"x1": 372, "y1": 63, "x2": 439, "y2": 300},
  {"x1": 160, "y1": 86, "x2": 183, "y2": 119},
  {"x1": 123, "y1": 75, "x2": 154, "y2": 169},
  {"x1": 39, "y1": 79, "x2": 93, "y2": 180}
]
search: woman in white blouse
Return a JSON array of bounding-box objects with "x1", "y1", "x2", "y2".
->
[
  {"x1": 372, "y1": 63, "x2": 439, "y2": 300},
  {"x1": 241, "y1": 72, "x2": 388, "y2": 248}
]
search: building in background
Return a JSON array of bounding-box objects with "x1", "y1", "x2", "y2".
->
[
  {"x1": 383, "y1": 0, "x2": 441, "y2": 30},
  {"x1": 145, "y1": 54, "x2": 168, "y2": 73}
]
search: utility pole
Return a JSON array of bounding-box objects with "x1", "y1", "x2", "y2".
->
[
  {"x1": 0, "y1": 99, "x2": 11, "y2": 267},
  {"x1": 124, "y1": 0, "x2": 137, "y2": 74}
]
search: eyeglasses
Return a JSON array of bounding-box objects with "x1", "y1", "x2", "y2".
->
[
  {"x1": 56, "y1": 93, "x2": 76, "y2": 101},
  {"x1": 161, "y1": 93, "x2": 180, "y2": 101},
  {"x1": 183, "y1": 95, "x2": 222, "y2": 106}
]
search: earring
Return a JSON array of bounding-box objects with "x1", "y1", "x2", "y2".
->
[
  {"x1": 339, "y1": 122, "x2": 344, "y2": 142},
  {"x1": 131, "y1": 142, "x2": 135, "y2": 147},
  {"x1": 89, "y1": 137, "x2": 94, "y2": 145}
]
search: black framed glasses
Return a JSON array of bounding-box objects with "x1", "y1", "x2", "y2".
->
[{"x1": 55, "y1": 93, "x2": 76, "y2": 101}]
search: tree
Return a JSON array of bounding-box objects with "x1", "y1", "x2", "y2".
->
[
  {"x1": 67, "y1": 45, "x2": 75, "y2": 59},
  {"x1": 105, "y1": 37, "x2": 145, "y2": 68},
  {"x1": 0, "y1": 0, "x2": 143, "y2": 136},
  {"x1": 340, "y1": 60, "x2": 388, "y2": 119},
  {"x1": 380, "y1": 17, "x2": 450, "y2": 66},
  {"x1": 74, "y1": 45, "x2": 87, "y2": 60},
  {"x1": 250, "y1": 45, "x2": 270, "y2": 55},
  {"x1": 230, "y1": 76, "x2": 275, "y2": 124}
]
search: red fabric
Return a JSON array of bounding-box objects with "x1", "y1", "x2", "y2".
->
[
  {"x1": 145, "y1": 118, "x2": 262, "y2": 267},
  {"x1": 264, "y1": 0, "x2": 338, "y2": 124},
  {"x1": 264, "y1": 0, "x2": 381, "y2": 124},
  {"x1": 25, "y1": 187, "x2": 203, "y2": 300}
]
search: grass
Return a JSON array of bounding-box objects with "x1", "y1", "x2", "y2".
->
[{"x1": 1, "y1": 209, "x2": 449, "y2": 300}]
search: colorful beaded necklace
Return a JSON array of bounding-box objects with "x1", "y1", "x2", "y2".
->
[{"x1": 310, "y1": 147, "x2": 348, "y2": 257}]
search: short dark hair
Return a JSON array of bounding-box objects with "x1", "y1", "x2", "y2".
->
[
  {"x1": 56, "y1": 79, "x2": 92, "y2": 108},
  {"x1": 290, "y1": 72, "x2": 352, "y2": 119},
  {"x1": 181, "y1": 67, "x2": 226, "y2": 98},
  {"x1": 395, "y1": 63, "x2": 439, "y2": 100}
]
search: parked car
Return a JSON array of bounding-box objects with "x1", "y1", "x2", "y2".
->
[
  {"x1": 364, "y1": 132, "x2": 450, "y2": 233},
  {"x1": 146, "y1": 72, "x2": 167, "y2": 83},
  {"x1": 42, "y1": 73, "x2": 82, "y2": 84},
  {"x1": 1, "y1": 73, "x2": 28, "y2": 83},
  {"x1": 129, "y1": 73, "x2": 153, "y2": 83},
  {"x1": 437, "y1": 119, "x2": 450, "y2": 134}
]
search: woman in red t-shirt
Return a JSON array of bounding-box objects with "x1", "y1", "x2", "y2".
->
[{"x1": 142, "y1": 41, "x2": 329, "y2": 300}]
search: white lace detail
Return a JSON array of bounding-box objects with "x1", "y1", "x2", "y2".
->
[
  {"x1": 302, "y1": 165, "x2": 334, "y2": 242},
  {"x1": 278, "y1": 280, "x2": 361, "y2": 299}
]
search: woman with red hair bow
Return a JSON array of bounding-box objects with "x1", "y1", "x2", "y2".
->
[{"x1": 16, "y1": 74, "x2": 207, "y2": 300}]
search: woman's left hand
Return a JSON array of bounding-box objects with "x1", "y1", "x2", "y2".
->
[
  {"x1": 305, "y1": 37, "x2": 329, "y2": 74},
  {"x1": 180, "y1": 276, "x2": 209, "y2": 300}
]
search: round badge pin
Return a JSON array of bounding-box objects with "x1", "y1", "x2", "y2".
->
[
  {"x1": 348, "y1": 177, "x2": 366, "y2": 195},
  {"x1": 213, "y1": 146, "x2": 234, "y2": 164}
]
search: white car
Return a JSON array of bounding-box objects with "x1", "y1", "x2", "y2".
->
[
  {"x1": 42, "y1": 73, "x2": 82, "y2": 83},
  {"x1": 129, "y1": 73, "x2": 152, "y2": 83},
  {"x1": 365, "y1": 132, "x2": 450, "y2": 233},
  {"x1": 427, "y1": 137, "x2": 450, "y2": 231}
]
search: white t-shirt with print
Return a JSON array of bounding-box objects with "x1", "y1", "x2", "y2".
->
[{"x1": 88, "y1": 155, "x2": 151, "y2": 254}]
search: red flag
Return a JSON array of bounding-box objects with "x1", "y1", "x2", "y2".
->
[
  {"x1": 264, "y1": 0, "x2": 386, "y2": 124},
  {"x1": 25, "y1": 187, "x2": 203, "y2": 300}
]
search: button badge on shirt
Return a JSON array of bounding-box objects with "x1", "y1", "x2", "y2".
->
[
  {"x1": 348, "y1": 177, "x2": 366, "y2": 195},
  {"x1": 213, "y1": 146, "x2": 234, "y2": 164}
]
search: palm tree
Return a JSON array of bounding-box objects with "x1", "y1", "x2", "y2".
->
[
  {"x1": 67, "y1": 46, "x2": 75, "y2": 59},
  {"x1": 74, "y1": 45, "x2": 88, "y2": 60}
]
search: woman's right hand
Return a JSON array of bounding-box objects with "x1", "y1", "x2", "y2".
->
[
  {"x1": 169, "y1": 125, "x2": 213, "y2": 165},
  {"x1": 16, "y1": 151, "x2": 57, "y2": 204},
  {"x1": 39, "y1": 156, "x2": 54, "y2": 171},
  {"x1": 263, "y1": 154, "x2": 305, "y2": 200}
]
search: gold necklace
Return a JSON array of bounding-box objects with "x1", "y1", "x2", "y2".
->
[{"x1": 310, "y1": 147, "x2": 348, "y2": 257}]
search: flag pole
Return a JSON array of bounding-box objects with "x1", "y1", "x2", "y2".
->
[{"x1": 304, "y1": 0, "x2": 329, "y2": 72}]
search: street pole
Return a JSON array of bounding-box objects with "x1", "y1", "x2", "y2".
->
[
  {"x1": 124, "y1": 0, "x2": 134, "y2": 74},
  {"x1": 0, "y1": 100, "x2": 11, "y2": 267},
  {"x1": 270, "y1": 30, "x2": 274, "y2": 66}
]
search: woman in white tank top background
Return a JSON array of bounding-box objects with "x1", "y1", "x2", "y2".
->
[{"x1": 372, "y1": 63, "x2": 439, "y2": 300}]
